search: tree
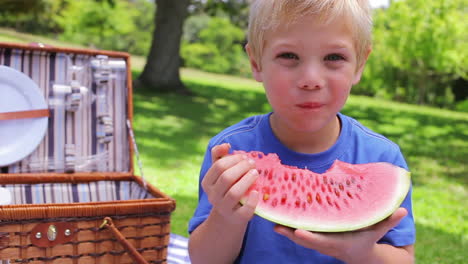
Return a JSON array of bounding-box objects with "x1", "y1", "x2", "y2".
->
[
  {"x1": 137, "y1": 0, "x2": 191, "y2": 94},
  {"x1": 137, "y1": 0, "x2": 250, "y2": 93}
]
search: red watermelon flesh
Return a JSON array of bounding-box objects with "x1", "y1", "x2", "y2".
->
[{"x1": 236, "y1": 151, "x2": 411, "y2": 232}]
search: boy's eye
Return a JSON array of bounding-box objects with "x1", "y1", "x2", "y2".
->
[
  {"x1": 277, "y1": 52, "x2": 299, "y2": 60},
  {"x1": 324, "y1": 54, "x2": 345, "y2": 61}
]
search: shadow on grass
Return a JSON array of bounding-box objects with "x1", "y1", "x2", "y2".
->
[
  {"x1": 342, "y1": 103, "x2": 467, "y2": 187},
  {"x1": 415, "y1": 223, "x2": 467, "y2": 264},
  {"x1": 169, "y1": 193, "x2": 198, "y2": 236},
  {"x1": 132, "y1": 79, "x2": 269, "y2": 169}
]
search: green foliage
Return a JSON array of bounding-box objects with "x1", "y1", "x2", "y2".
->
[
  {"x1": 56, "y1": 0, "x2": 153, "y2": 55},
  {"x1": 0, "y1": 0, "x2": 64, "y2": 34},
  {"x1": 357, "y1": 0, "x2": 467, "y2": 107},
  {"x1": 181, "y1": 16, "x2": 250, "y2": 77},
  {"x1": 0, "y1": 0, "x2": 154, "y2": 55},
  {"x1": 455, "y1": 100, "x2": 468, "y2": 112}
]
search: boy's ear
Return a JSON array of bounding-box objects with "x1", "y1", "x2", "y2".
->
[
  {"x1": 245, "y1": 43, "x2": 263, "y2": 82},
  {"x1": 353, "y1": 47, "x2": 372, "y2": 85}
]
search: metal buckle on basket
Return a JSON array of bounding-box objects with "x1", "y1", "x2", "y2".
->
[
  {"x1": 93, "y1": 55, "x2": 111, "y2": 85},
  {"x1": 65, "y1": 144, "x2": 76, "y2": 173},
  {"x1": 97, "y1": 114, "x2": 114, "y2": 143}
]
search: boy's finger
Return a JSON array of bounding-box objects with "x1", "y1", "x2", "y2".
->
[
  {"x1": 203, "y1": 153, "x2": 251, "y2": 188},
  {"x1": 372, "y1": 208, "x2": 407, "y2": 240},
  {"x1": 236, "y1": 188, "x2": 260, "y2": 220},
  {"x1": 211, "y1": 143, "x2": 231, "y2": 164}
]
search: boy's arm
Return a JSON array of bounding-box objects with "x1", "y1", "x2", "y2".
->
[
  {"x1": 189, "y1": 208, "x2": 251, "y2": 264},
  {"x1": 275, "y1": 207, "x2": 415, "y2": 264},
  {"x1": 188, "y1": 144, "x2": 259, "y2": 264}
]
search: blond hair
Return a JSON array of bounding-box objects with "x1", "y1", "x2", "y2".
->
[{"x1": 247, "y1": 0, "x2": 372, "y2": 67}]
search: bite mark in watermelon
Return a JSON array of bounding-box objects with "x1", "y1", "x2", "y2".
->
[{"x1": 236, "y1": 151, "x2": 411, "y2": 232}]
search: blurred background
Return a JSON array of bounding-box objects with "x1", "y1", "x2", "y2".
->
[
  {"x1": 0, "y1": 1, "x2": 466, "y2": 263},
  {"x1": 0, "y1": 0, "x2": 466, "y2": 110}
]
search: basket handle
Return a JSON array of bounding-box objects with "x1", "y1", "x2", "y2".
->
[{"x1": 100, "y1": 217, "x2": 150, "y2": 264}]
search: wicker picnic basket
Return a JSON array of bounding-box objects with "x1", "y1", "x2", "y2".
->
[{"x1": 0, "y1": 42, "x2": 176, "y2": 264}]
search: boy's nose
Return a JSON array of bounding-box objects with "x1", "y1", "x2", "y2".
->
[{"x1": 297, "y1": 63, "x2": 325, "y2": 90}]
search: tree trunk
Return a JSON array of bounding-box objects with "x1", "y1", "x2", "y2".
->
[{"x1": 137, "y1": 0, "x2": 191, "y2": 93}]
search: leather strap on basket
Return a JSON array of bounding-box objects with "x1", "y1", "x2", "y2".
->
[
  {"x1": 0, "y1": 109, "x2": 50, "y2": 121},
  {"x1": 100, "y1": 217, "x2": 150, "y2": 264}
]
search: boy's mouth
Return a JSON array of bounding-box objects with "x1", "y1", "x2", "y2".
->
[{"x1": 296, "y1": 102, "x2": 324, "y2": 109}]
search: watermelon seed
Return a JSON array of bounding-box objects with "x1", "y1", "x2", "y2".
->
[
  {"x1": 258, "y1": 169, "x2": 263, "y2": 174},
  {"x1": 346, "y1": 179, "x2": 351, "y2": 186},
  {"x1": 321, "y1": 185, "x2": 326, "y2": 192},
  {"x1": 281, "y1": 194, "x2": 287, "y2": 205},
  {"x1": 293, "y1": 189, "x2": 297, "y2": 196},
  {"x1": 316, "y1": 193, "x2": 322, "y2": 204},
  {"x1": 326, "y1": 196, "x2": 333, "y2": 206},
  {"x1": 334, "y1": 202, "x2": 341, "y2": 210},
  {"x1": 334, "y1": 188, "x2": 341, "y2": 197},
  {"x1": 301, "y1": 186, "x2": 305, "y2": 192},
  {"x1": 355, "y1": 193, "x2": 361, "y2": 200},
  {"x1": 328, "y1": 185, "x2": 333, "y2": 193},
  {"x1": 292, "y1": 173, "x2": 297, "y2": 182},
  {"x1": 272, "y1": 198, "x2": 278, "y2": 207},
  {"x1": 284, "y1": 172, "x2": 289, "y2": 181},
  {"x1": 307, "y1": 193, "x2": 313, "y2": 204},
  {"x1": 272, "y1": 187, "x2": 277, "y2": 194},
  {"x1": 330, "y1": 178, "x2": 334, "y2": 185},
  {"x1": 339, "y1": 183, "x2": 344, "y2": 191},
  {"x1": 263, "y1": 193, "x2": 269, "y2": 201},
  {"x1": 268, "y1": 170, "x2": 274, "y2": 180},
  {"x1": 315, "y1": 177, "x2": 320, "y2": 186},
  {"x1": 323, "y1": 176, "x2": 328, "y2": 184},
  {"x1": 295, "y1": 199, "x2": 301, "y2": 208},
  {"x1": 357, "y1": 184, "x2": 362, "y2": 191},
  {"x1": 347, "y1": 191, "x2": 353, "y2": 199},
  {"x1": 302, "y1": 202, "x2": 306, "y2": 211},
  {"x1": 343, "y1": 198, "x2": 349, "y2": 206}
]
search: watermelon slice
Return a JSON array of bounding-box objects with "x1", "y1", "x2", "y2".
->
[{"x1": 236, "y1": 151, "x2": 411, "y2": 232}]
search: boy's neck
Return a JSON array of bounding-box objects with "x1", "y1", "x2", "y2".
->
[{"x1": 269, "y1": 114, "x2": 341, "y2": 154}]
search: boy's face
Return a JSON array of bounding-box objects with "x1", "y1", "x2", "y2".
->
[{"x1": 248, "y1": 16, "x2": 369, "y2": 136}]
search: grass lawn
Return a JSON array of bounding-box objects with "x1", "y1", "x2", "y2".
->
[
  {"x1": 132, "y1": 69, "x2": 467, "y2": 264},
  {"x1": 1, "y1": 29, "x2": 466, "y2": 263}
]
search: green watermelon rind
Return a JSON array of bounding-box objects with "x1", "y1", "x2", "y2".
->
[{"x1": 241, "y1": 164, "x2": 411, "y2": 232}]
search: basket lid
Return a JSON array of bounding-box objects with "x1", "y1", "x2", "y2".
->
[{"x1": 0, "y1": 42, "x2": 135, "y2": 176}]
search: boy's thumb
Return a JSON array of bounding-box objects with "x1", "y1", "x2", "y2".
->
[{"x1": 211, "y1": 143, "x2": 231, "y2": 163}]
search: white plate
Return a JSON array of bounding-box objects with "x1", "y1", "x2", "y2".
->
[
  {"x1": 0, "y1": 187, "x2": 11, "y2": 205},
  {"x1": 0, "y1": 66, "x2": 48, "y2": 166}
]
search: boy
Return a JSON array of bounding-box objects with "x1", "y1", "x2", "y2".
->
[{"x1": 188, "y1": 0, "x2": 416, "y2": 263}]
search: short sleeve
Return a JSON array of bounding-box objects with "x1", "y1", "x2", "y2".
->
[{"x1": 378, "y1": 149, "x2": 416, "y2": 246}]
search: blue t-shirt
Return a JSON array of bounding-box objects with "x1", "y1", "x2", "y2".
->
[{"x1": 189, "y1": 112, "x2": 416, "y2": 264}]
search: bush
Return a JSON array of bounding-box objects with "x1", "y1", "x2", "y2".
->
[
  {"x1": 356, "y1": 0, "x2": 467, "y2": 108},
  {"x1": 181, "y1": 16, "x2": 250, "y2": 77}
]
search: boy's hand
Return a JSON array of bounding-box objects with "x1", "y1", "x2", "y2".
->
[
  {"x1": 201, "y1": 143, "x2": 260, "y2": 225},
  {"x1": 274, "y1": 208, "x2": 408, "y2": 263}
]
